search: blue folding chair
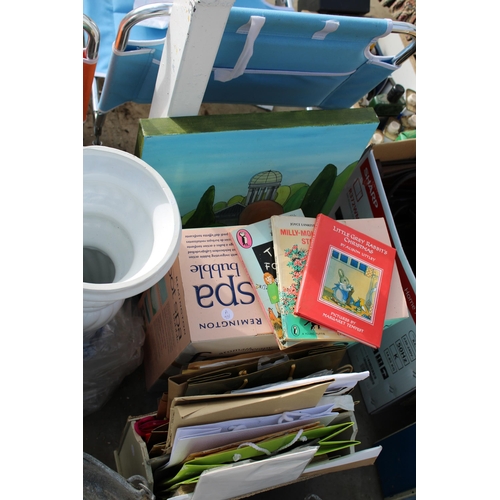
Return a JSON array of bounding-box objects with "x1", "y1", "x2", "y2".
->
[{"x1": 84, "y1": 0, "x2": 415, "y2": 144}]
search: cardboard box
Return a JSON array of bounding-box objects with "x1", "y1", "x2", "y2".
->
[
  {"x1": 331, "y1": 141, "x2": 416, "y2": 306},
  {"x1": 330, "y1": 141, "x2": 416, "y2": 413},
  {"x1": 139, "y1": 226, "x2": 280, "y2": 392},
  {"x1": 347, "y1": 315, "x2": 416, "y2": 414},
  {"x1": 114, "y1": 412, "x2": 157, "y2": 489},
  {"x1": 136, "y1": 108, "x2": 380, "y2": 390}
]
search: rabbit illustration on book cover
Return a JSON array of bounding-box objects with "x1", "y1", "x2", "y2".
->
[{"x1": 332, "y1": 269, "x2": 365, "y2": 312}]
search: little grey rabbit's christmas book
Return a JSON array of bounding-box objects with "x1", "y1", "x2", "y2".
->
[{"x1": 294, "y1": 214, "x2": 396, "y2": 349}]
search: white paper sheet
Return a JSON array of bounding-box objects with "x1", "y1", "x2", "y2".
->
[
  {"x1": 167, "y1": 403, "x2": 338, "y2": 467},
  {"x1": 303, "y1": 445, "x2": 382, "y2": 473},
  {"x1": 229, "y1": 371, "x2": 370, "y2": 396},
  {"x1": 229, "y1": 373, "x2": 338, "y2": 394},
  {"x1": 324, "y1": 371, "x2": 370, "y2": 395},
  {"x1": 191, "y1": 446, "x2": 319, "y2": 500},
  {"x1": 317, "y1": 394, "x2": 356, "y2": 412}
]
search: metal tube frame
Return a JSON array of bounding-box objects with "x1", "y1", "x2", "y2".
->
[
  {"x1": 93, "y1": 3, "x2": 173, "y2": 145},
  {"x1": 391, "y1": 21, "x2": 416, "y2": 66},
  {"x1": 83, "y1": 13, "x2": 100, "y2": 60},
  {"x1": 92, "y1": 3, "x2": 416, "y2": 144}
]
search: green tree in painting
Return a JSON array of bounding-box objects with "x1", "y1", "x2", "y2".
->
[
  {"x1": 183, "y1": 185, "x2": 216, "y2": 229},
  {"x1": 274, "y1": 185, "x2": 291, "y2": 206},
  {"x1": 300, "y1": 164, "x2": 337, "y2": 217},
  {"x1": 227, "y1": 195, "x2": 245, "y2": 206},
  {"x1": 282, "y1": 185, "x2": 308, "y2": 213}
]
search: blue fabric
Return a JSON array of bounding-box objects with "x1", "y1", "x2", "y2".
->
[
  {"x1": 83, "y1": 0, "x2": 275, "y2": 77},
  {"x1": 204, "y1": 72, "x2": 350, "y2": 108},
  {"x1": 84, "y1": 0, "x2": 399, "y2": 113},
  {"x1": 213, "y1": 9, "x2": 388, "y2": 73},
  {"x1": 97, "y1": 42, "x2": 165, "y2": 112},
  {"x1": 203, "y1": 8, "x2": 390, "y2": 108},
  {"x1": 320, "y1": 58, "x2": 397, "y2": 109},
  {"x1": 83, "y1": 0, "x2": 166, "y2": 77}
]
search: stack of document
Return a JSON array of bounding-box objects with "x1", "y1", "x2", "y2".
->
[{"x1": 124, "y1": 344, "x2": 379, "y2": 499}]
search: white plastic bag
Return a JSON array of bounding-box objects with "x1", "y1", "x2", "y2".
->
[{"x1": 83, "y1": 299, "x2": 145, "y2": 416}]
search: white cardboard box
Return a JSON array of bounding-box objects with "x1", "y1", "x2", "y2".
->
[{"x1": 330, "y1": 142, "x2": 416, "y2": 413}]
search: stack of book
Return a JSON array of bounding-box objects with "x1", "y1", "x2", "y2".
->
[
  {"x1": 230, "y1": 210, "x2": 407, "y2": 350},
  {"x1": 139, "y1": 209, "x2": 408, "y2": 391},
  {"x1": 129, "y1": 210, "x2": 403, "y2": 498}
]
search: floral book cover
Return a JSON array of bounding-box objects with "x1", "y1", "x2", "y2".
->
[
  {"x1": 295, "y1": 214, "x2": 396, "y2": 349},
  {"x1": 270, "y1": 215, "x2": 353, "y2": 349},
  {"x1": 229, "y1": 209, "x2": 304, "y2": 344}
]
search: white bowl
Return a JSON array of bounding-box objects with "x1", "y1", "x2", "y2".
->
[{"x1": 83, "y1": 146, "x2": 181, "y2": 334}]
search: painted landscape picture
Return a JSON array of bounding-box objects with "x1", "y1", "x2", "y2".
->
[{"x1": 136, "y1": 108, "x2": 378, "y2": 228}]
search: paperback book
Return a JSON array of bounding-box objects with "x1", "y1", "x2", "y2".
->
[
  {"x1": 229, "y1": 209, "x2": 304, "y2": 341},
  {"x1": 294, "y1": 214, "x2": 396, "y2": 349},
  {"x1": 270, "y1": 215, "x2": 353, "y2": 348}
]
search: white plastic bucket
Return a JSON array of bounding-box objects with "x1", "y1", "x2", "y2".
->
[{"x1": 83, "y1": 146, "x2": 181, "y2": 335}]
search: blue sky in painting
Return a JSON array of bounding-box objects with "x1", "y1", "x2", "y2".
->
[{"x1": 141, "y1": 122, "x2": 376, "y2": 217}]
